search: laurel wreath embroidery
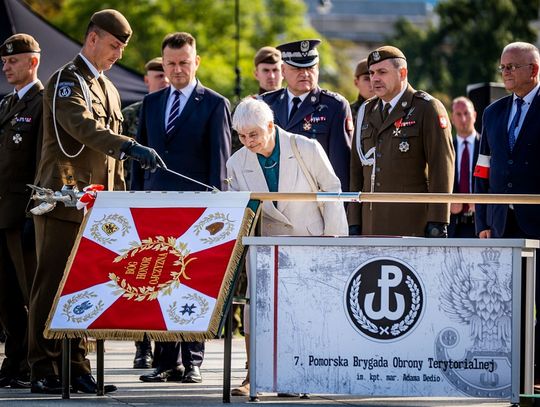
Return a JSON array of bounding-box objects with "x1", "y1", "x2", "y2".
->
[
  {"x1": 349, "y1": 275, "x2": 379, "y2": 333},
  {"x1": 390, "y1": 275, "x2": 420, "y2": 336},
  {"x1": 349, "y1": 274, "x2": 420, "y2": 336},
  {"x1": 193, "y1": 212, "x2": 234, "y2": 244},
  {"x1": 167, "y1": 294, "x2": 209, "y2": 325},
  {"x1": 108, "y1": 236, "x2": 196, "y2": 302},
  {"x1": 62, "y1": 291, "x2": 104, "y2": 324},
  {"x1": 90, "y1": 213, "x2": 130, "y2": 244}
]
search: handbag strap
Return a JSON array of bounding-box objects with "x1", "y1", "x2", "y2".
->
[{"x1": 290, "y1": 134, "x2": 324, "y2": 212}]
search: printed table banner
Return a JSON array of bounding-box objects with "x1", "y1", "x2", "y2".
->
[
  {"x1": 250, "y1": 240, "x2": 522, "y2": 399},
  {"x1": 45, "y1": 191, "x2": 256, "y2": 341}
]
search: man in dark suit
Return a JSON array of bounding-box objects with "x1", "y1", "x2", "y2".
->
[
  {"x1": 260, "y1": 39, "x2": 353, "y2": 191},
  {"x1": 448, "y1": 96, "x2": 480, "y2": 238},
  {"x1": 474, "y1": 41, "x2": 540, "y2": 385},
  {"x1": 132, "y1": 32, "x2": 231, "y2": 384},
  {"x1": 30, "y1": 10, "x2": 162, "y2": 395},
  {"x1": 0, "y1": 33, "x2": 42, "y2": 389}
]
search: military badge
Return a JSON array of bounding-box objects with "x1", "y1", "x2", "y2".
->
[
  {"x1": 12, "y1": 133, "x2": 22, "y2": 144},
  {"x1": 300, "y1": 40, "x2": 310, "y2": 52},
  {"x1": 58, "y1": 85, "x2": 72, "y2": 98},
  {"x1": 439, "y1": 115, "x2": 448, "y2": 129},
  {"x1": 372, "y1": 51, "x2": 380, "y2": 62},
  {"x1": 303, "y1": 121, "x2": 312, "y2": 131},
  {"x1": 6, "y1": 42, "x2": 13, "y2": 54},
  {"x1": 399, "y1": 141, "x2": 410, "y2": 153}
]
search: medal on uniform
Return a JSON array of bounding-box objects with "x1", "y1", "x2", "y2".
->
[
  {"x1": 303, "y1": 121, "x2": 312, "y2": 131},
  {"x1": 393, "y1": 118, "x2": 402, "y2": 137},
  {"x1": 399, "y1": 140, "x2": 409, "y2": 153},
  {"x1": 13, "y1": 133, "x2": 22, "y2": 144}
]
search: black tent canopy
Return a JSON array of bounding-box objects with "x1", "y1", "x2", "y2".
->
[{"x1": 0, "y1": 0, "x2": 146, "y2": 106}]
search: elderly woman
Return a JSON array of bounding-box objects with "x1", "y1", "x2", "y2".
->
[
  {"x1": 227, "y1": 97, "x2": 348, "y2": 235},
  {"x1": 228, "y1": 97, "x2": 347, "y2": 397}
]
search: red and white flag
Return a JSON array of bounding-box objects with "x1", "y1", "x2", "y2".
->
[{"x1": 45, "y1": 191, "x2": 254, "y2": 341}]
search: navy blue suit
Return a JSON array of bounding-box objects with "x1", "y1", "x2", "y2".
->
[
  {"x1": 131, "y1": 80, "x2": 231, "y2": 192},
  {"x1": 448, "y1": 134, "x2": 480, "y2": 238},
  {"x1": 475, "y1": 92, "x2": 540, "y2": 238},
  {"x1": 132, "y1": 80, "x2": 231, "y2": 371},
  {"x1": 261, "y1": 86, "x2": 353, "y2": 190},
  {"x1": 475, "y1": 89, "x2": 540, "y2": 380}
]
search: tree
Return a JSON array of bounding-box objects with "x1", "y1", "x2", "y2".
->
[
  {"x1": 25, "y1": 0, "x2": 347, "y2": 100},
  {"x1": 389, "y1": 0, "x2": 538, "y2": 99}
]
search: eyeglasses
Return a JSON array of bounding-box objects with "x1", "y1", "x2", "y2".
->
[{"x1": 497, "y1": 63, "x2": 532, "y2": 73}]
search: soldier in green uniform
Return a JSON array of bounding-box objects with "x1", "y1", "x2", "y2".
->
[
  {"x1": 29, "y1": 9, "x2": 163, "y2": 394},
  {"x1": 349, "y1": 46, "x2": 454, "y2": 237},
  {"x1": 0, "y1": 33, "x2": 43, "y2": 389},
  {"x1": 350, "y1": 58, "x2": 374, "y2": 124}
]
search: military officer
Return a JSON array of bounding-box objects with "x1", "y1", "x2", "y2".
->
[
  {"x1": 349, "y1": 46, "x2": 454, "y2": 237},
  {"x1": 29, "y1": 9, "x2": 163, "y2": 394},
  {"x1": 0, "y1": 33, "x2": 43, "y2": 389},
  {"x1": 260, "y1": 39, "x2": 353, "y2": 191},
  {"x1": 350, "y1": 58, "x2": 374, "y2": 124}
]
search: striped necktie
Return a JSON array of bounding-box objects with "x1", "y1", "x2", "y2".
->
[
  {"x1": 508, "y1": 97, "x2": 524, "y2": 151},
  {"x1": 166, "y1": 90, "x2": 182, "y2": 135}
]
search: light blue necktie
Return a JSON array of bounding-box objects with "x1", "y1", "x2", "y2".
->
[{"x1": 508, "y1": 98, "x2": 524, "y2": 151}]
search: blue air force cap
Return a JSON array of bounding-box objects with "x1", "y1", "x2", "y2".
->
[{"x1": 277, "y1": 39, "x2": 321, "y2": 68}]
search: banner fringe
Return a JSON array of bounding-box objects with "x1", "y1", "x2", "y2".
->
[{"x1": 44, "y1": 204, "x2": 258, "y2": 342}]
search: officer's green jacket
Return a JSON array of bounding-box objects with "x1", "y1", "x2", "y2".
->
[
  {"x1": 349, "y1": 84, "x2": 454, "y2": 236},
  {"x1": 35, "y1": 55, "x2": 131, "y2": 223}
]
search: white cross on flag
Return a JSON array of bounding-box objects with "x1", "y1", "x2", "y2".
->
[{"x1": 45, "y1": 191, "x2": 255, "y2": 341}]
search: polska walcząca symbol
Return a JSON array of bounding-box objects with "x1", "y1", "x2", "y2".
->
[{"x1": 345, "y1": 258, "x2": 424, "y2": 341}]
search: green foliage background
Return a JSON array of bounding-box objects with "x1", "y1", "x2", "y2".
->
[
  {"x1": 389, "y1": 0, "x2": 539, "y2": 103},
  {"x1": 25, "y1": 0, "x2": 355, "y2": 101}
]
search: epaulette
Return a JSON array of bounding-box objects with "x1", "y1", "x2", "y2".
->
[
  {"x1": 67, "y1": 64, "x2": 77, "y2": 72},
  {"x1": 321, "y1": 89, "x2": 344, "y2": 101},
  {"x1": 414, "y1": 90, "x2": 433, "y2": 102},
  {"x1": 260, "y1": 88, "x2": 283, "y2": 100},
  {"x1": 364, "y1": 95, "x2": 378, "y2": 106}
]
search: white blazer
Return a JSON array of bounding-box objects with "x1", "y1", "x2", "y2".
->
[{"x1": 226, "y1": 127, "x2": 348, "y2": 236}]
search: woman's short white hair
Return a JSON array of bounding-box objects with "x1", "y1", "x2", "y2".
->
[{"x1": 232, "y1": 97, "x2": 274, "y2": 131}]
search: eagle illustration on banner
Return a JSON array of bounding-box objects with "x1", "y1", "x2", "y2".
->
[{"x1": 45, "y1": 191, "x2": 257, "y2": 341}]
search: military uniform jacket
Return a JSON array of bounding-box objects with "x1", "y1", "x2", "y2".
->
[
  {"x1": 349, "y1": 84, "x2": 454, "y2": 236},
  {"x1": 0, "y1": 81, "x2": 43, "y2": 228},
  {"x1": 35, "y1": 55, "x2": 131, "y2": 223},
  {"x1": 261, "y1": 86, "x2": 353, "y2": 191}
]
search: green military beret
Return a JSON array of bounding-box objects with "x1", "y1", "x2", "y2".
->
[
  {"x1": 0, "y1": 33, "x2": 40, "y2": 57},
  {"x1": 367, "y1": 45, "x2": 406, "y2": 67},
  {"x1": 144, "y1": 57, "x2": 163, "y2": 72},
  {"x1": 254, "y1": 46, "x2": 281, "y2": 67},
  {"x1": 354, "y1": 58, "x2": 369, "y2": 77},
  {"x1": 91, "y1": 9, "x2": 132, "y2": 44}
]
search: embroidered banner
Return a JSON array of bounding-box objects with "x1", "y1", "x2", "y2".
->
[{"x1": 45, "y1": 191, "x2": 256, "y2": 341}]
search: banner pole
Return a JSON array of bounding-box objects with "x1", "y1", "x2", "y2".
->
[{"x1": 249, "y1": 192, "x2": 540, "y2": 205}]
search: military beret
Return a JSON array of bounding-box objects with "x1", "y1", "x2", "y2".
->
[
  {"x1": 254, "y1": 46, "x2": 281, "y2": 67},
  {"x1": 144, "y1": 57, "x2": 163, "y2": 72},
  {"x1": 367, "y1": 45, "x2": 406, "y2": 67},
  {"x1": 90, "y1": 9, "x2": 132, "y2": 44},
  {"x1": 354, "y1": 58, "x2": 369, "y2": 77},
  {"x1": 277, "y1": 39, "x2": 321, "y2": 68},
  {"x1": 0, "y1": 33, "x2": 40, "y2": 57}
]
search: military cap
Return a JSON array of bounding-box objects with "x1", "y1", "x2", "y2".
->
[
  {"x1": 144, "y1": 57, "x2": 163, "y2": 72},
  {"x1": 0, "y1": 33, "x2": 40, "y2": 57},
  {"x1": 254, "y1": 46, "x2": 281, "y2": 67},
  {"x1": 90, "y1": 9, "x2": 132, "y2": 44},
  {"x1": 354, "y1": 58, "x2": 369, "y2": 77},
  {"x1": 367, "y1": 45, "x2": 406, "y2": 67},
  {"x1": 277, "y1": 39, "x2": 321, "y2": 68}
]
